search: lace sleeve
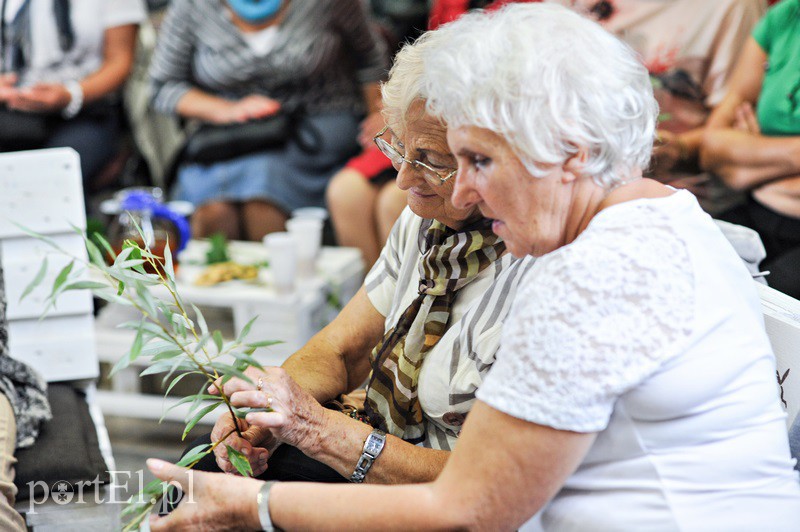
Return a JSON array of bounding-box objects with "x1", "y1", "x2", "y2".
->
[{"x1": 477, "y1": 218, "x2": 694, "y2": 433}]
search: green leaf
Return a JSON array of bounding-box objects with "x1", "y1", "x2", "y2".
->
[
  {"x1": 226, "y1": 445, "x2": 253, "y2": 477},
  {"x1": 213, "y1": 330, "x2": 224, "y2": 354},
  {"x1": 62, "y1": 280, "x2": 108, "y2": 291},
  {"x1": 230, "y1": 351, "x2": 264, "y2": 371},
  {"x1": 19, "y1": 258, "x2": 48, "y2": 302},
  {"x1": 139, "y1": 359, "x2": 193, "y2": 377},
  {"x1": 182, "y1": 401, "x2": 223, "y2": 440},
  {"x1": 176, "y1": 443, "x2": 212, "y2": 467},
  {"x1": 192, "y1": 304, "x2": 208, "y2": 336},
  {"x1": 12, "y1": 222, "x2": 59, "y2": 249},
  {"x1": 84, "y1": 238, "x2": 106, "y2": 267},
  {"x1": 163, "y1": 239, "x2": 175, "y2": 280},
  {"x1": 162, "y1": 371, "x2": 196, "y2": 403},
  {"x1": 236, "y1": 315, "x2": 259, "y2": 343},
  {"x1": 206, "y1": 233, "x2": 230, "y2": 264},
  {"x1": 93, "y1": 231, "x2": 116, "y2": 262},
  {"x1": 246, "y1": 339, "x2": 283, "y2": 348},
  {"x1": 113, "y1": 245, "x2": 135, "y2": 267},
  {"x1": 116, "y1": 281, "x2": 125, "y2": 296},
  {"x1": 150, "y1": 348, "x2": 185, "y2": 362},
  {"x1": 50, "y1": 260, "x2": 74, "y2": 296}
]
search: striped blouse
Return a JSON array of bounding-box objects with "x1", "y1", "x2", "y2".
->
[
  {"x1": 149, "y1": 0, "x2": 388, "y2": 115},
  {"x1": 365, "y1": 208, "x2": 537, "y2": 450}
]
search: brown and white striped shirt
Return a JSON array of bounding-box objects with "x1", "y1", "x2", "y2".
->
[{"x1": 366, "y1": 208, "x2": 537, "y2": 450}]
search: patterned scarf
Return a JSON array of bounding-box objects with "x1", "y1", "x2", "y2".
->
[{"x1": 364, "y1": 217, "x2": 505, "y2": 444}]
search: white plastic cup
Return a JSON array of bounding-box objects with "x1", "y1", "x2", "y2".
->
[
  {"x1": 286, "y1": 217, "x2": 323, "y2": 278},
  {"x1": 291, "y1": 206, "x2": 328, "y2": 222},
  {"x1": 262, "y1": 232, "x2": 297, "y2": 294}
]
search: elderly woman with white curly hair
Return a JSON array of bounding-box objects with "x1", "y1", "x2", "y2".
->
[{"x1": 148, "y1": 4, "x2": 800, "y2": 530}]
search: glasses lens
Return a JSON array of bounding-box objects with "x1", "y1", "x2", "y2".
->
[{"x1": 375, "y1": 138, "x2": 404, "y2": 169}]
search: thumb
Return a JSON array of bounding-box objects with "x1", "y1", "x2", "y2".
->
[{"x1": 147, "y1": 459, "x2": 192, "y2": 491}]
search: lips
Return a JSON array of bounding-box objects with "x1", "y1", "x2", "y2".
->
[{"x1": 409, "y1": 188, "x2": 437, "y2": 199}]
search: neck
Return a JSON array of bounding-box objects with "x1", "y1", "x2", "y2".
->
[{"x1": 562, "y1": 169, "x2": 648, "y2": 245}]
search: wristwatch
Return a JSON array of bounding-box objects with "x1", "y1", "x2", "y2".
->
[{"x1": 349, "y1": 428, "x2": 386, "y2": 483}]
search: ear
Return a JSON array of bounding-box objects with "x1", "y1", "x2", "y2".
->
[{"x1": 561, "y1": 148, "x2": 589, "y2": 184}]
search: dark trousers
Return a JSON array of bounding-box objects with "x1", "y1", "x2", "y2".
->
[
  {"x1": 186, "y1": 432, "x2": 347, "y2": 483},
  {"x1": 718, "y1": 195, "x2": 800, "y2": 299}
]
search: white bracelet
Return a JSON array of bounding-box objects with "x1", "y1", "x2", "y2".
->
[
  {"x1": 257, "y1": 481, "x2": 279, "y2": 532},
  {"x1": 62, "y1": 81, "x2": 83, "y2": 119}
]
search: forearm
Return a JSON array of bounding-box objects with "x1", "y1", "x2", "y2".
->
[
  {"x1": 675, "y1": 127, "x2": 704, "y2": 162},
  {"x1": 305, "y1": 408, "x2": 450, "y2": 484},
  {"x1": 269, "y1": 481, "x2": 467, "y2": 530},
  {"x1": 174, "y1": 88, "x2": 236, "y2": 123},
  {"x1": 701, "y1": 129, "x2": 800, "y2": 190},
  {"x1": 280, "y1": 334, "x2": 356, "y2": 404},
  {"x1": 79, "y1": 25, "x2": 138, "y2": 104}
]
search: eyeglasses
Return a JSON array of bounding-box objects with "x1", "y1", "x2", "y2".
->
[{"x1": 373, "y1": 126, "x2": 457, "y2": 186}]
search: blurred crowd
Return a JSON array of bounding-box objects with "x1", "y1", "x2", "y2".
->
[{"x1": 0, "y1": 0, "x2": 797, "y2": 297}]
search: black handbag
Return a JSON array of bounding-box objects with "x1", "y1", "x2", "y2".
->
[
  {"x1": 0, "y1": 107, "x2": 50, "y2": 150},
  {"x1": 181, "y1": 107, "x2": 322, "y2": 165}
]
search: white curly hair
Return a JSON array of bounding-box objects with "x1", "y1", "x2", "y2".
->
[{"x1": 418, "y1": 2, "x2": 658, "y2": 189}]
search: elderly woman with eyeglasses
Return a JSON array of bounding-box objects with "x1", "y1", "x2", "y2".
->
[
  {"x1": 180, "y1": 26, "x2": 535, "y2": 488},
  {"x1": 151, "y1": 4, "x2": 800, "y2": 530}
]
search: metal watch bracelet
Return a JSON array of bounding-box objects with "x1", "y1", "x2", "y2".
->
[
  {"x1": 257, "y1": 481, "x2": 280, "y2": 532},
  {"x1": 349, "y1": 428, "x2": 386, "y2": 483}
]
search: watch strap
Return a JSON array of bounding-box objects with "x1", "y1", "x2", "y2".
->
[
  {"x1": 349, "y1": 429, "x2": 386, "y2": 483},
  {"x1": 257, "y1": 480, "x2": 279, "y2": 532}
]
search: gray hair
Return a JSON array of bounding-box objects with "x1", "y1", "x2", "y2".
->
[
  {"x1": 380, "y1": 24, "x2": 454, "y2": 136},
  {"x1": 420, "y1": 3, "x2": 658, "y2": 189}
]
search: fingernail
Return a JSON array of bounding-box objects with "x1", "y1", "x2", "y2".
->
[
  {"x1": 242, "y1": 448, "x2": 249, "y2": 456},
  {"x1": 147, "y1": 458, "x2": 164, "y2": 472},
  {"x1": 259, "y1": 453, "x2": 267, "y2": 463}
]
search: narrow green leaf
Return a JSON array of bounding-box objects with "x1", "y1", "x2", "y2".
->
[
  {"x1": 129, "y1": 323, "x2": 144, "y2": 362},
  {"x1": 182, "y1": 401, "x2": 223, "y2": 440},
  {"x1": 116, "y1": 281, "x2": 125, "y2": 296},
  {"x1": 236, "y1": 315, "x2": 259, "y2": 343},
  {"x1": 113, "y1": 245, "x2": 135, "y2": 267},
  {"x1": 139, "y1": 359, "x2": 193, "y2": 377},
  {"x1": 93, "y1": 232, "x2": 116, "y2": 262},
  {"x1": 116, "y1": 259, "x2": 147, "y2": 270},
  {"x1": 19, "y1": 258, "x2": 48, "y2": 302},
  {"x1": 230, "y1": 352, "x2": 264, "y2": 371},
  {"x1": 212, "y1": 330, "x2": 224, "y2": 354},
  {"x1": 162, "y1": 372, "x2": 196, "y2": 403},
  {"x1": 226, "y1": 445, "x2": 253, "y2": 477},
  {"x1": 191, "y1": 304, "x2": 208, "y2": 336},
  {"x1": 246, "y1": 339, "x2": 283, "y2": 348},
  {"x1": 163, "y1": 239, "x2": 175, "y2": 281},
  {"x1": 11, "y1": 222, "x2": 59, "y2": 249},
  {"x1": 150, "y1": 348, "x2": 185, "y2": 362},
  {"x1": 85, "y1": 238, "x2": 105, "y2": 267},
  {"x1": 62, "y1": 280, "x2": 108, "y2": 291},
  {"x1": 162, "y1": 393, "x2": 218, "y2": 417},
  {"x1": 176, "y1": 443, "x2": 212, "y2": 467}
]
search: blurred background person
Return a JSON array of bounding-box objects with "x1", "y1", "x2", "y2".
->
[
  {"x1": 702, "y1": 0, "x2": 800, "y2": 299},
  {"x1": 0, "y1": 0, "x2": 145, "y2": 190},
  {"x1": 149, "y1": 0, "x2": 387, "y2": 242}
]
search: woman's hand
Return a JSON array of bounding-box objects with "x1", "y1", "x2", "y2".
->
[
  {"x1": 733, "y1": 102, "x2": 760, "y2": 135},
  {"x1": 147, "y1": 459, "x2": 262, "y2": 531},
  {"x1": 4, "y1": 83, "x2": 71, "y2": 113},
  {"x1": 211, "y1": 95, "x2": 281, "y2": 124},
  {"x1": 211, "y1": 367, "x2": 327, "y2": 457},
  {"x1": 209, "y1": 412, "x2": 275, "y2": 477},
  {"x1": 0, "y1": 73, "x2": 18, "y2": 104},
  {"x1": 651, "y1": 129, "x2": 685, "y2": 179}
]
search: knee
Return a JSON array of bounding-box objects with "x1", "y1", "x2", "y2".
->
[
  {"x1": 192, "y1": 202, "x2": 238, "y2": 237},
  {"x1": 326, "y1": 169, "x2": 372, "y2": 214},
  {"x1": 375, "y1": 182, "x2": 406, "y2": 222}
]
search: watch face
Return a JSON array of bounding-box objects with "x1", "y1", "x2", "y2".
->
[{"x1": 364, "y1": 433, "x2": 385, "y2": 456}]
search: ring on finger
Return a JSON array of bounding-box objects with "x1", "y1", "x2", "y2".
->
[
  {"x1": 257, "y1": 376, "x2": 263, "y2": 392},
  {"x1": 266, "y1": 395, "x2": 273, "y2": 410}
]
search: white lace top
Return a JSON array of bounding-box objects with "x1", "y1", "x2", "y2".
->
[{"x1": 478, "y1": 191, "x2": 800, "y2": 531}]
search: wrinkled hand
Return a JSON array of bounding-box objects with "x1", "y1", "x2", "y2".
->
[
  {"x1": 214, "y1": 95, "x2": 281, "y2": 124},
  {"x1": 358, "y1": 110, "x2": 385, "y2": 149},
  {"x1": 210, "y1": 367, "x2": 326, "y2": 456},
  {"x1": 5, "y1": 83, "x2": 70, "y2": 113},
  {"x1": 209, "y1": 411, "x2": 275, "y2": 477},
  {"x1": 147, "y1": 459, "x2": 262, "y2": 531},
  {"x1": 733, "y1": 102, "x2": 760, "y2": 135}
]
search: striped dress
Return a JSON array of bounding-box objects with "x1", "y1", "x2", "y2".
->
[{"x1": 365, "y1": 208, "x2": 537, "y2": 450}]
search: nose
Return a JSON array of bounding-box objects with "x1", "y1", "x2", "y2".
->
[
  {"x1": 395, "y1": 161, "x2": 422, "y2": 191},
  {"x1": 451, "y1": 169, "x2": 480, "y2": 210}
]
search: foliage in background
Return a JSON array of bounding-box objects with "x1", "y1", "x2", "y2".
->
[
  {"x1": 19, "y1": 223, "x2": 278, "y2": 531},
  {"x1": 205, "y1": 233, "x2": 230, "y2": 265}
]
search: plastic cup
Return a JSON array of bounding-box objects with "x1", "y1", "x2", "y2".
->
[
  {"x1": 262, "y1": 232, "x2": 297, "y2": 294},
  {"x1": 286, "y1": 217, "x2": 323, "y2": 278},
  {"x1": 291, "y1": 206, "x2": 328, "y2": 222}
]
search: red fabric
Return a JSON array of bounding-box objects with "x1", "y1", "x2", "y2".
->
[
  {"x1": 428, "y1": 0, "x2": 541, "y2": 30},
  {"x1": 344, "y1": 145, "x2": 394, "y2": 180}
]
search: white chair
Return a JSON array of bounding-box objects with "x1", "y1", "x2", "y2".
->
[
  {"x1": 0, "y1": 148, "x2": 117, "y2": 530},
  {"x1": 756, "y1": 283, "x2": 800, "y2": 429}
]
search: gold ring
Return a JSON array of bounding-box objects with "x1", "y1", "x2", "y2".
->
[
  {"x1": 266, "y1": 395, "x2": 273, "y2": 410},
  {"x1": 257, "y1": 376, "x2": 263, "y2": 391}
]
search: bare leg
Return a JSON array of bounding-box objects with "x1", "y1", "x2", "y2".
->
[
  {"x1": 375, "y1": 181, "x2": 407, "y2": 244},
  {"x1": 326, "y1": 168, "x2": 382, "y2": 268},
  {"x1": 0, "y1": 396, "x2": 25, "y2": 532},
  {"x1": 191, "y1": 201, "x2": 241, "y2": 240},
  {"x1": 242, "y1": 200, "x2": 288, "y2": 242}
]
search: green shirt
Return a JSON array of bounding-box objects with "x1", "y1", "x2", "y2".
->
[{"x1": 752, "y1": 0, "x2": 800, "y2": 136}]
